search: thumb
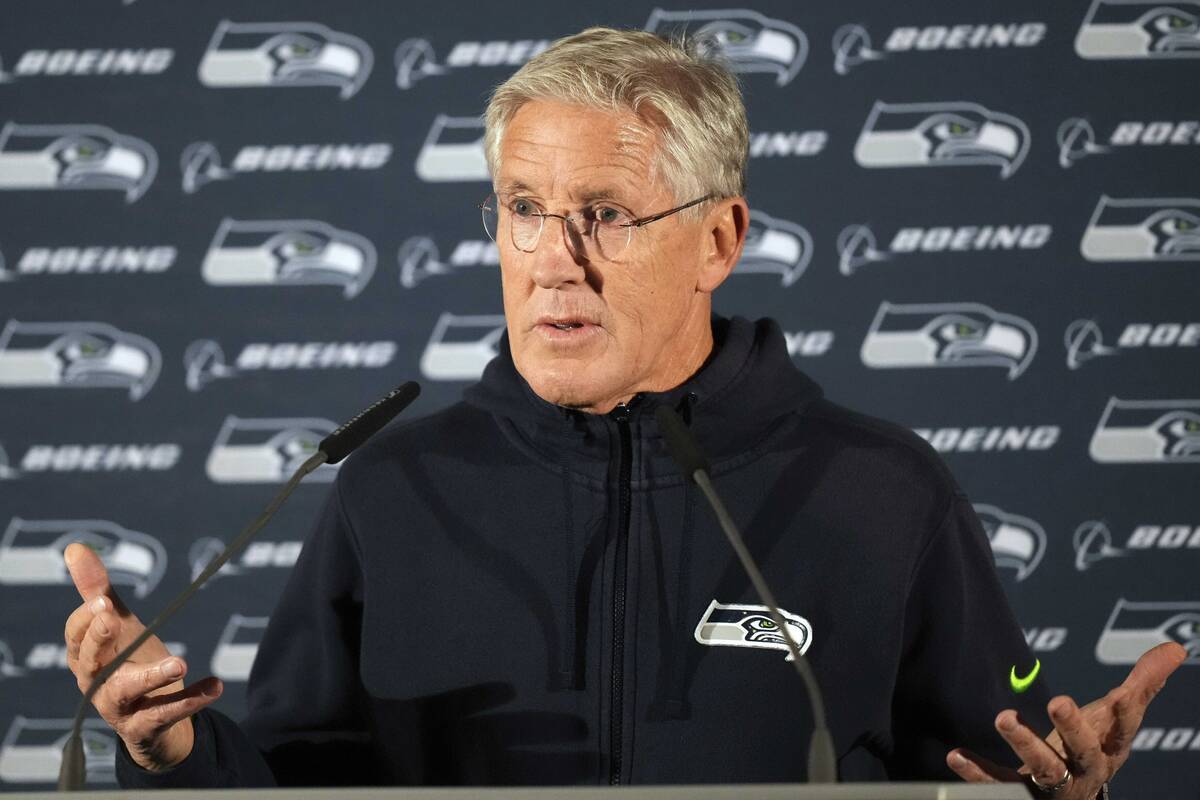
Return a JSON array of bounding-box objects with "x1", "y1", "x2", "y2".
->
[{"x1": 64, "y1": 542, "x2": 117, "y2": 605}]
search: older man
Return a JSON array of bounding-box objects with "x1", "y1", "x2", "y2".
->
[{"x1": 63, "y1": 27, "x2": 1183, "y2": 793}]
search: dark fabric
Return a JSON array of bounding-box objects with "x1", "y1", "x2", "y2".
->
[{"x1": 117, "y1": 315, "x2": 1053, "y2": 787}]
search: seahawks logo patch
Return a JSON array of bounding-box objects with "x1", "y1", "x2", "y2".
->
[{"x1": 694, "y1": 599, "x2": 813, "y2": 660}]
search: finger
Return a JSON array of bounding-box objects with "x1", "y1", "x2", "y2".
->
[
  {"x1": 1047, "y1": 695, "x2": 1103, "y2": 776},
  {"x1": 995, "y1": 709, "x2": 1068, "y2": 789},
  {"x1": 946, "y1": 747, "x2": 1017, "y2": 783},
  {"x1": 107, "y1": 658, "x2": 188, "y2": 711},
  {"x1": 64, "y1": 543, "x2": 109, "y2": 601},
  {"x1": 64, "y1": 598, "x2": 106, "y2": 663},
  {"x1": 126, "y1": 677, "x2": 223, "y2": 735},
  {"x1": 1105, "y1": 685, "x2": 1146, "y2": 757},
  {"x1": 75, "y1": 610, "x2": 121, "y2": 682},
  {"x1": 1119, "y1": 641, "x2": 1188, "y2": 710}
]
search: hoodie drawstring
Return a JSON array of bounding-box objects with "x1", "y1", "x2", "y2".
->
[{"x1": 557, "y1": 409, "x2": 593, "y2": 691}]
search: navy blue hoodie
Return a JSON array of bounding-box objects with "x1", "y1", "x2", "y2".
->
[{"x1": 116, "y1": 315, "x2": 1053, "y2": 787}]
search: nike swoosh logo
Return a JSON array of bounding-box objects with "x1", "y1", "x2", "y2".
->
[{"x1": 1010, "y1": 659, "x2": 1041, "y2": 693}]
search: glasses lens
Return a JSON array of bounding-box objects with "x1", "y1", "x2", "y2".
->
[
  {"x1": 594, "y1": 224, "x2": 632, "y2": 261},
  {"x1": 481, "y1": 194, "x2": 499, "y2": 242}
]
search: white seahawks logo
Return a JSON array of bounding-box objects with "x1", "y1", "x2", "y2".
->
[
  {"x1": 420, "y1": 312, "x2": 506, "y2": 381},
  {"x1": 0, "y1": 717, "x2": 116, "y2": 784},
  {"x1": 0, "y1": 517, "x2": 166, "y2": 599},
  {"x1": 0, "y1": 320, "x2": 160, "y2": 400},
  {"x1": 1076, "y1": 0, "x2": 1200, "y2": 59},
  {"x1": 199, "y1": 20, "x2": 373, "y2": 99},
  {"x1": 206, "y1": 416, "x2": 339, "y2": 483},
  {"x1": 861, "y1": 302, "x2": 1037, "y2": 379},
  {"x1": 1080, "y1": 196, "x2": 1200, "y2": 261},
  {"x1": 211, "y1": 614, "x2": 268, "y2": 681},
  {"x1": 736, "y1": 209, "x2": 812, "y2": 286},
  {"x1": 855, "y1": 101, "x2": 1030, "y2": 178},
  {"x1": 415, "y1": 115, "x2": 488, "y2": 183},
  {"x1": 975, "y1": 504, "x2": 1045, "y2": 582},
  {"x1": 1089, "y1": 397, "x2": 1200, "y2": 463},
  {"x1": 0, "y1": 122, "x2": 156, "y2": 202},
  {"x1": 201, "y1": 218, "x2": 376, "y2": 298},
  {"x1": 694, "y1": 600, "x2": 812, "y2": 660},
  {"x1": 645, "y1": 8, "x2": 807, "y2": 86},
  {"x1": 1096, "y1": 599, "x2": 1200, "y2": 664}
]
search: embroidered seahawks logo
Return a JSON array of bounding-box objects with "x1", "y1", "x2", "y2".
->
[{"x1": 694, "y1": 599, "x2": 813, "y2": 660}]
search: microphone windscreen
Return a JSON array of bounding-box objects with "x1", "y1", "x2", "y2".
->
[
  {"x1": 320, "y1": 381, "x2": 421, "y2": 464},
  {"x1": 655, "y1": 405, "x2": 710, "y2": 480}
]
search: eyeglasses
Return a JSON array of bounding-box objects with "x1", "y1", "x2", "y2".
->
[{"x1": 480, "y1": 192, "x2": 714, "y2": 262}]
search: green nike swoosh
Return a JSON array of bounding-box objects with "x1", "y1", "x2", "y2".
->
[{"x1": 1010, "y1": 659, "x2": 1041, "y2": 693}]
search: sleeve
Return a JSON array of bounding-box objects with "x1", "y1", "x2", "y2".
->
[
  {"x1": 116, "y1": 476, "x2": 380, "y2": 788},
  {"x1": 884, "y1": 492, "x2": 1056, "y2": 780}
]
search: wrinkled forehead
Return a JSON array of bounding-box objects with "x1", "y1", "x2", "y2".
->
[{"x1": 496, "y1": 100, "x2": 671, "y2": 205}]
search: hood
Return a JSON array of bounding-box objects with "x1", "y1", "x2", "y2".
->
[{"x1": 463, "y1": 315, "x2": 824, "y2": 472}]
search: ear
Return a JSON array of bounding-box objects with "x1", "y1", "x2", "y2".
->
[{"x1": 697, "y1": 197, "x2": 749, "y2": 293}]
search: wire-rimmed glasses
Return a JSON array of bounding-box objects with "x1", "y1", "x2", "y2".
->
[{"x1": 480, "y1": 192, "x2": 713, "y2": 262}]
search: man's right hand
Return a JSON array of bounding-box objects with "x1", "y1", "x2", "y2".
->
[{"x1": 63, "y1": 542, "x2": 223, "y2": 772}]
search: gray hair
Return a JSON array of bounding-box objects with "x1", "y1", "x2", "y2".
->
[{"x1": 483, "y1": 27, "x2": 748, "y2": 207}]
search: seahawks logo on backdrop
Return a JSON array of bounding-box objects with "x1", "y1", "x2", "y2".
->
[
  {"x1": 975, "y1": 504, "x2": 1046, "y2": 582},
  {"x1": 0, "y1": 122, "x2": 157, "y2": 202},
  {"x1": 860, "y1": 301, "x2": 1038, "y2": 379},
  {"x1": 420, "y1": 312, "x2": 506, "y2": 381},
  {"x1": 854, "y1": 101, "x2": 1030, "y2": 178},
  {"x1": 735, "y1": 209, "x2": 812, "y2": 286},
  {"x1": 1096, "y1": 599, "x2": 1200, "y2": 664},
  {"x1": 1080, "y1": 196, "x2": 1200, "y2": 262},
  {"x1": 201, "y1": 218, "x2": 377, "y2": 298},
  {"x1": 1089, "y1": 397, "x2": 1200, "y2": 463},
  {"x1": 1076, "y1": 0, "x2": 1200, "y2": 59},
  {"x1": 0, "y1": 517, "x2": 167, "y2": 599},
  {"x1": 694, "y1": 600, "x2": 812, "y2": 660},
  {"x1": 415, "y1": 115, "x2": 489, "y2": 183},
  {"x1": 645, "y1": 8, "x2": 808, "y2": 86},
  {"x1": 210, "y1": 614, "x2": 268, "y2": 681},
  {"x1": 0, "y1": 320, "x2": 161, "y2": 401},
  {"x1": 206, "y1": 416, "x2": 340, "y2": 483},
  {"x1": 0, "y1": 717, "x2": 116, "y2": 784},
  {"x1": 198, "y1": 20, "x2": 373, "y2": 99}
]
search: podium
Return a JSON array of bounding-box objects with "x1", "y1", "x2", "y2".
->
[{"x1": 4, "y1": 785, "x2": 1034, "y2": 799}]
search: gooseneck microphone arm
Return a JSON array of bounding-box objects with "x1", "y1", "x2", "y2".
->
[
  {"x1": 654, "y1": 405, "x2": 838, "y2": 784},
  {"x1": 58, "y1": 381, "x2": 421, "y2": 791}
]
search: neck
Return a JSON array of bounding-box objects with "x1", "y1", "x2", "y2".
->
[{"x1": 581, "y1": 305, "x2": 715, "y2": 415}]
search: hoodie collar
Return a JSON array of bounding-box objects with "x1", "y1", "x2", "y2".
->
[{"x1": 463, "y1": 315, "x2": 823, "y2": 469}]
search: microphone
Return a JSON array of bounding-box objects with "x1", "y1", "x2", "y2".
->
[
  {"x1": 58, "y1": 381, "x2": 422, "y2": 791},
  {"x1": 654, "y1": 405, "x2": 838, "y2": 784}
]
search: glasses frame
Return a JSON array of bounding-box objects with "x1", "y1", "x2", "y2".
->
[{"x1": 479, "y1": 192, "x2": 715, "y2": 259}]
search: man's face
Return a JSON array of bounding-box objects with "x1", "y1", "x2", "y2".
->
[{"x1": 494, "y1": 100, "x2": 715, "y2": 413}]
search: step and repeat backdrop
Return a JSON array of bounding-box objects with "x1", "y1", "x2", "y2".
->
[{"x1": 0, "y1": 0, "x2": 1196, "y2": 795}]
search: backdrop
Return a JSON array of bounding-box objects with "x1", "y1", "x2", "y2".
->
[{"x1": 0, "y1": 0, "x2": 1197, "y2": 795}]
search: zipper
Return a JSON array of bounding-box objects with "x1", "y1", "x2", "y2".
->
[{"x1": 608, "y1": 400, "x2": 634, "y2": 785}]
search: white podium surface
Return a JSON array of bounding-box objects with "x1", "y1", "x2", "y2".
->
[{"x1": 4, "y1": 784, "x2": 1035, "y2": 799}]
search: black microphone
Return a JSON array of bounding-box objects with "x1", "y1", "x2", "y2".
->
[
  {"x1": 655, "y1": 405, "x2": 838, "y2": 784},
  {"x1": 58, "y1": 381, "x2": 421, "y2": 791}
]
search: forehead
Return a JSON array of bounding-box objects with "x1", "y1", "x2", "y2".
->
[{"x1": 497, "y1": 100, "x2": 666, "y2": 201}]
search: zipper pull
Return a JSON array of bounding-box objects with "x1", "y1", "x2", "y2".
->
[{"x1": 611, "y1": 403, "x2": 630, "y2": 423}]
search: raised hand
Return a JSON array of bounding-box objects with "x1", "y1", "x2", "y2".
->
[
  {"x1": 63, "y1": 542, "x2": 223, "y2": 771},
  {"x1": 946, "y1": 641, "x2": 1187, "y2": 798}
]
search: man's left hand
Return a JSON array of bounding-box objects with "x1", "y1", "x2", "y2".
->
[{"x1": 945, "y1": 641, "x2": 1188, "y2": 798}]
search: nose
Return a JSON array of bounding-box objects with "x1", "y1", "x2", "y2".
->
[{"x1": 529, "y1": 214, "x2": 589, "y2": 289}]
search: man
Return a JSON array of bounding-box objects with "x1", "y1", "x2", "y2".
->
[{"x1": 63, "y1": 27, "x2": 1184, "y2": 793}]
